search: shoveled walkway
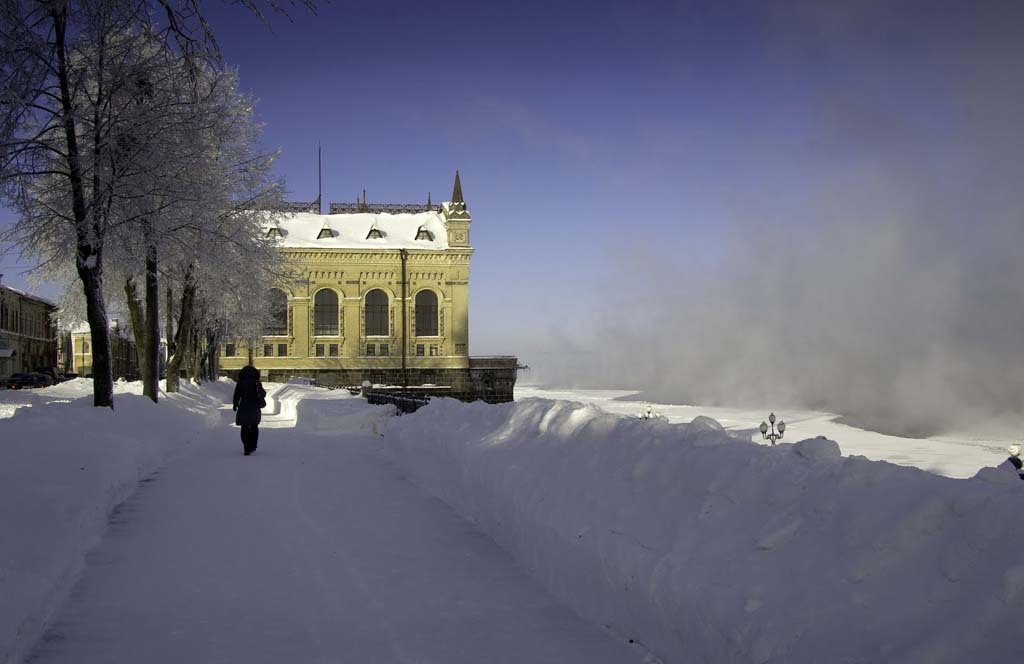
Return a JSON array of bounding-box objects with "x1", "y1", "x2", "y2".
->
[{"x1": 27, "y1": 391, "x2": 641, "y2": 664}]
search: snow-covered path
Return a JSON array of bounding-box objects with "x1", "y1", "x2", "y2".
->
[{"x1": 27, "y1": 390, "x2": 640, "y2": 664}]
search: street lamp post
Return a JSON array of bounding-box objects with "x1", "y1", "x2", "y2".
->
[{"x1": 760, "y1": 412, "x2": 786, "y2": 445}]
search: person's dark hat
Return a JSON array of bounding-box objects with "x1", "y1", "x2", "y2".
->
[{"x1": 238, "y1": 365, "x2": 260, "y2": 381}]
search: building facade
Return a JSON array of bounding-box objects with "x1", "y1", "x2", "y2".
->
[
  {"x1": 68, "y1": 321, "x2": 140, "y2": 381},
  {"x1": 0, "y1": 279, "x2": 58, "y2": 381},
  {"x1": 219, "y1": 173, "x2": 517, "y2": 402}
]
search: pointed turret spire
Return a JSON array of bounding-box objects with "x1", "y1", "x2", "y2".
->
[
  {"x1": 426, "y1": 192, "x2": 432, "y2": 210},
  {"x1": 451, "y1": 170, "x2": 464, "y2": 204}
]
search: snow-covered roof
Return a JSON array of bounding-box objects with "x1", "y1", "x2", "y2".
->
[
  {"x1": 267, "y1": 212, "x2": 451, "y2": 250},
  {"x1": 67, "y1": 320, "x2": 132, "y2": 338},
  {"x1": 0, "y1": 284, "x2": 56, "y2": 308}
]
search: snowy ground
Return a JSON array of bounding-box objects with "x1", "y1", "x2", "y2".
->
[
  {"x1": 1, "y1": 380, "x2": 641, "y2": 664},
  {"x1": 515, "y1": 385, "x2": 1017, "y2": 478},
  {"x1": 2, "y1": 379, "x2": 1022, "y2": 663}
]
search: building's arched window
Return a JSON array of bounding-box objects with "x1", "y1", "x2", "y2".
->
[
  {"x1": 364, "y1": 289, "x2": 388, "y2": 336},
  {"x1": 415, "y1": 290, "x2": 438, "y2": 336},
  {"x1": 266, "y1": 289, "x2": 288, "y2": 335},
  {"x1": 313, "y1": 289, "x2": 339, "y2": 336}
]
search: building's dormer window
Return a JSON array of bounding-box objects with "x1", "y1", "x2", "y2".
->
[
  {"x1": 266, "y1": 226, "x2": 282, "y2": 239},
  {"x1": 415, "y1": 226, "x2": 434, "y2": 241},
  {"x1": 317, "y1": 226, "x2": 332, "y2": 239},
  {"x1": 366, "y1": 225, "x2": 384, "y2": 240}
]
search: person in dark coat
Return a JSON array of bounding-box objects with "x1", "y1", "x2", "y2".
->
[{"x1": 232, "y1": 365, "x2": 266, "y2": 455}]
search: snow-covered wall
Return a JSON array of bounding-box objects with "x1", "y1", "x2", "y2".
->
[{"x1": 384, "y1": 397, "x2": 1024, "y2": 663}]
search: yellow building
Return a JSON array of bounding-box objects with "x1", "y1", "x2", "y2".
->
[
  {"x1": 0, "y1": 278, "x2": 57, "y2": 381},
  {"x1": 68, "y1": 321, "x2": 140, "y2": 380},
  {"x1": 220, "y1": 173, "x2": 517, "y2": 402}
]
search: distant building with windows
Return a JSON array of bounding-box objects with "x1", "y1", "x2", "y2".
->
[
  {"x1": 0, "y1": 277, "x2": 57, "y2": 381},
  {"x1": 67, "y1": 321, "x2": 140, "y2": 381},
  {"x1": 219, "y1": 172, "x2": 517, "y2": 402}
]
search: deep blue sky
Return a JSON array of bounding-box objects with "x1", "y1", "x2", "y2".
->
[
  {"x1": 4, "y1": 0, "x2": 1023, "y2": 393},
  {"x1": 201, "y1": 0, "x2": 1020, "y2": 361}
]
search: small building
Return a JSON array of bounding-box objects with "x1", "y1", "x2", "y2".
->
[
  {"x1": 68, "y1": 320, "x2": 140, "y2": 381},
  {"x1": 0, "y1": 277, "x2": 58, "y2": 381},
  {"x1": 219, "y1": 172, "x2": 518, "y2": 402}
]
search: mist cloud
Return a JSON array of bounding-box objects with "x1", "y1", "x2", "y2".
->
[{"x1": 529, "y1": 1, "x2": 1024, "y2": 437}]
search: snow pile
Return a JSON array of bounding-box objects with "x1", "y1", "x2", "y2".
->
[
  {"x1": 515, "y1": 385, "x2": 1015, "y2": 478},
  {"x1": 384, "y1": 397, "x2": 1024, "y2": 663},
  {"x1": 0, "y1": 381, "x2": 232, "y2": 664},
  {"x1": 263, "y1": 382, "x2": 391, "y2": 436}
]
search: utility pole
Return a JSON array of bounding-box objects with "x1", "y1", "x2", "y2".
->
[{"x1": 400, "y1": 249, "x2": 408, "y2": 390}]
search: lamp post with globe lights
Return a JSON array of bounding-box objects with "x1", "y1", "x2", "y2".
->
[{"x1": 760, "y1": 412, "x2": 786, "y2": 445}]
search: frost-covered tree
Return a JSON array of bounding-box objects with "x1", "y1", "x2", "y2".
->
[
  {"x1": 0, "y1": 0, "x2": 311, "y2": 407},
  {"x1": 111, "y1": 60, "x2": 284, "y2": 398}
]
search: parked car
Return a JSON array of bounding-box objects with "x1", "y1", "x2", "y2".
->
[
  {"x1": 5, "y1": 373, "x2": 31, "y2": 389},
  {"x1": 61, "y1": 372, "x2": 79, "y2": 381},
  {"x1": 6, "y1": 373, "x2": 53, "y2": 389},
  {"x1": 33, "y1": 367, "x2": 60, "y2": 383}
]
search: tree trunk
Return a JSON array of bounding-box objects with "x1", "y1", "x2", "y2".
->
[
  {"x1": 143, "y1": 240, "x2": 159, "y2": 401},
  {"x1": 81, "y1": 268, "x2": 113, "y2": 407},
  {"x1": 165, "y1": 267, "x2": 196, "y2": 393},
  {"x1": 207, "y1": 328, "x2": 220, "y2": 380},
  {"x1": 166, "y1": 286, "x2": 175, "y2": 361},
  {"x1": 188, "y1": 327, "x2": 201, "y2": 382},
  {"x1": 125, "y1": 277, "x2": 146, "y2": 380},
  {"x1": 198, "y1": 336, "x2": 208, "y2": 381}
]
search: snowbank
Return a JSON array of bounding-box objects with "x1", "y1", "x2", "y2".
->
[
  {"x1": 262, "y1": 382, "x2": 388, "y2": 435},
  {"x1": 384, "y1": 397, "x2": 1024, "y2": 663},
  {"x1": 0, "y1": 380, "x2": 232, "y2": 664}
]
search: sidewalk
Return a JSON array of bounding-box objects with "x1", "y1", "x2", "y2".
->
[{"x1": 26, "y1": 394, "x2": 641, "y2": 663}]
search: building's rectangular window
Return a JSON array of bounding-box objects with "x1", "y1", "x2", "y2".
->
[
  {"x1": 429, "y1": 344, "x2": 439, "y2": 356},
  {"x1": 329, "y1": 343, "x2": 339, "y2": 357},
  {"x1": 277, "y1": 343, "x2": 287, "y2": 357},
  {"x1": 83, "y1": 340, "x2": 90, "y2": 353},
  {"x1": 379, "y1": 343, "x2": 389, "y2": 356},
  {"x1": 263, "y1": 344, "x2": 272, "y2": 357},
  {"x1": 225, "y1": 343, "x2": 236, "y2": 357},
  {"x1": 416, "y1": 344, "x2": 424, "y2": 357},
  {"x1": 415, "y1": 291, "x2": 438, "y2": 336},
  {"x1": 366, "y1": 344, "x2": 375, "y2": 356},
  {"x1": 315, "y1": 344, "x2": 324, "y2": 357}
]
